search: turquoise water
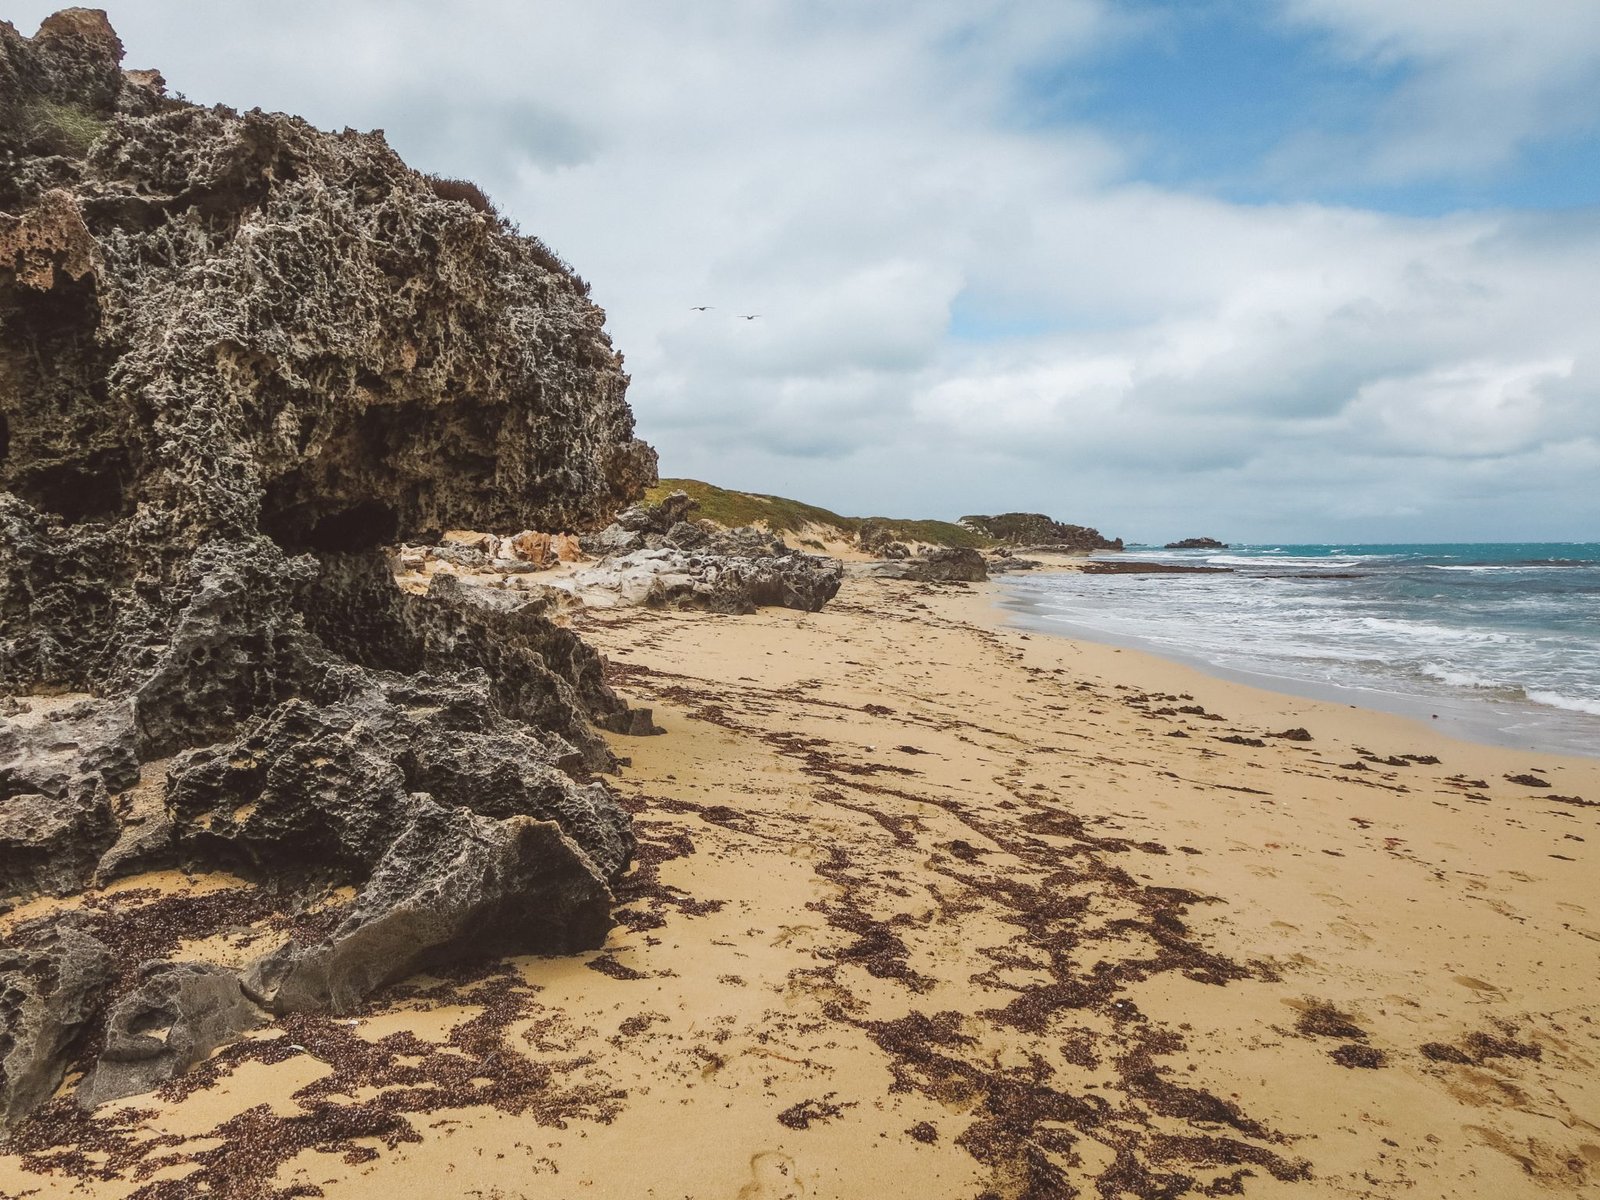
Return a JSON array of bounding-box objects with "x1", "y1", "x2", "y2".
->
[{"x1": 1002, "y1": 543, "x2": 1600, "y2": 757}]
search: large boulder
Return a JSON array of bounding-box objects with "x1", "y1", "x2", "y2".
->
[
  {"x1": 615, "y1": 489, "x2": 698, "y2": 534},
  {"x1": 581, "y1": 490, "x2": 700, "y2": 554},
  {"x1": 856, "y1": 519, "x2": 910, "y2": 559},
  {"x1": 0, "y1": 916, "x2": 112, "y2": 1130},
  {"x1": 243, "y1": 799, "x2": 614, "y2": 1015}
]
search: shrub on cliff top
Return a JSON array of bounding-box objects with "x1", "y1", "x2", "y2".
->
[
  {"x1": 422, "y1": 174, "x2": 590, "y2": 296},
  {"x1": 645, "y1": 479, "x2": 993, "y2": 548},
  {"x1": 425, "y1": 173, "x2": 498, "y2": 216}
]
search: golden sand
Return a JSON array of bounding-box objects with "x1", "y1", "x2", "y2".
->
[{"x1": 3, "y1": 574, "x2": 1597, "y2": 1198}]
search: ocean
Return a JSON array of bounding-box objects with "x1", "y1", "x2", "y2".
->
[{"x1": 998, "y1": 543, "x2": 1600, "y2": 758}]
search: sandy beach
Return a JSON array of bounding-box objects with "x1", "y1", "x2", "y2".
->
[{"x1": 4, "y1": 572, "x2": 1598, "y2": 1199}]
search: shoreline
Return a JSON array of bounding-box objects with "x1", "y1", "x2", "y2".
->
[
  {"x1": 991, "y1": 567, "x2": 1600, "y2": 762},
  {"x1": 4, "y1": 573, "x2": 1597, "y2": 1198}
]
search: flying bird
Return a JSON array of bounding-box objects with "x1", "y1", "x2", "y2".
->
[
  {"x1": 690, "y1": 305, "x2": 713, "y2": 311},
  {"x1": 737, "y1": 314, "x2": 761, "y2": 320}
]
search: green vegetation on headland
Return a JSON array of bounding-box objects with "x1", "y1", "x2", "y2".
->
[{"x1": 643, "y1": 479, "x2": 995, "y2": 548}]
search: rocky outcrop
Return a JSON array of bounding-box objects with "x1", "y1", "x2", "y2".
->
[
  {"x1": 985, "y1": 553, "x2": 1043, "y2": 574},
  {"x1": 861, "y1": 547, "x2": 989, "y2": 583},
  {"x1": 0, "y1": 916, "x2": 112, "y2": 1129},
  {"x1": 163, "y1": 665, "x2": 633, "y2": 885},
  {"x1": 551, "y1": 540, "x2": 844, "y2": 613},
  {"x1": 581, "y1": 489, "x2": 700, "y2": 555},
  {"x1": 0, "y1": 11, "x2": 655, "y2": 1122},
  {"x1": 77, "y1": 962, "x2": 266, "y2": 1109},
  {"x1": 855, "y1": 519, "x2": 910, "y2": 560},
  {"x1": 1164, "y1": 537, "x2": 1228, "y2": 550},
  {"x1": 959, "y1": 513, "x2": 1122, "y2": 551},
  {"x1": 568, "y1": 492, "x2": 844, "y2": 613}
]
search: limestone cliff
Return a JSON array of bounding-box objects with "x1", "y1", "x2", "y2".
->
[{"x1": 0, "y1": 9, "x2": 655, "y2": 1122}]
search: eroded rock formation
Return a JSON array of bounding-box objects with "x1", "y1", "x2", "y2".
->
[
  {"x1": 0, "y1": 10, "x2": 655, "y2": 1123},
  {"x1": 569, "y1": 490, "x2": 844, "y2": 612}
]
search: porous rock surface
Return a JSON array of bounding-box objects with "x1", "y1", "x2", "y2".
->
[
  {"x1": 0, "y1": 11, "x2": 654, "y2": 1123},
  {"x1": 0, "y1": 698, "x2": 135, "y2": 905}
]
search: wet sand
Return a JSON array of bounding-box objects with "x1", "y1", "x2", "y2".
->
[{"x1": 3, "y1": 574, "x2": 1598, "y2": 1198}]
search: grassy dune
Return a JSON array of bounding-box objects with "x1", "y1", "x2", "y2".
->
[{"x1": 644, "y1": 478, "x2": 993, "y2": 548}]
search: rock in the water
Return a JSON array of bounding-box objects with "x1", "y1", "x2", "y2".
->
[
  {"x1": 1164, "y1": 537, "x2": 1228, "y2": 550},
  {"x1": 244, "y1": 799, "x2": 614, "y2": 1015},
  {"x1": 862, "y1": 547, "x2": 989, "y2": 582},
  {"x1": 0, "y1": 916, "x2": 112, "y2": 1129},
  {"x1": 77, "y1": 962, "x2": 266, "y2": 1108}
]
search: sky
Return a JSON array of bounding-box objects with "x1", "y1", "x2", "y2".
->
[{"x1": 12, "y1": 1, "x2": 1600, "y2": 542}]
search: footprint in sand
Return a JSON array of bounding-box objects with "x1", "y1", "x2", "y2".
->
[
  {"x1": 739, "y1": 1151, "x2": 806, "y2": 1200},
  {"x1": 1327, "y1": 918, "x2": 1373, "y2": 945},
  {"x1": 1453, "y1": 975, "x2": 1504, "y2": 997},
  {"x1": 1462, "y1": 1125, "x2": 1594, "y2": 1188},
  {"x1": 1313, "y1": 891, "x2": 1351, "y2": 910}
]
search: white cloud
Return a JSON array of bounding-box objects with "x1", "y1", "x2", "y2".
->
[
  {"x1": 1273, "y1": 0, "x2": 1600, "y2": 183},
  {"x1": 7, "y1": 1, "x2": 1598, "y2": 540}
]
